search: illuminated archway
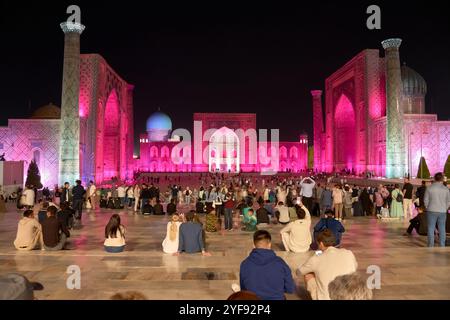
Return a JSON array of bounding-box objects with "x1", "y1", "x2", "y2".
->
[
  {"x1": 209, "y1": 127, "x2": 240, "y2": 173},
  {"x1": 334, "y1": 94, "x2": 356, "y2": 171},
  {"x1": 103, "y1": 90, "x2": 120, "y2": 179}
]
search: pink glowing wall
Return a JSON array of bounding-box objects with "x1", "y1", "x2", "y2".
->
[{"x1": 334, "y1": 94, "x2": 356, "y2": 170}]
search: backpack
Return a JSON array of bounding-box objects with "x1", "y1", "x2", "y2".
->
[{"x1": 396, "y1": 192, "x2": 403, "y2": 203}]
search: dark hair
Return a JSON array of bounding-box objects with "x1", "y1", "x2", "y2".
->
[
  {"x1": 64, "y1": 182, "x2": 69, "y2": 186},
  {"x1": 105, "y1": 214, "x2": 123, "y2": 238},
  {"x1": 421, "y1": 180, "x2": 426, "y2": 186},
  {"x1": 278, "y1": 201, "x2": 284, "y2": 206},
  {"x1": 42, "y1": 202, "x2": 49, "y2": 209},
  {"x1": 317, "y1": 229, "x2": 336, "y2": 247},
  {"x1": 46, "y1": 206, "x2": 58, "y2": 216},
  {"x1": 325, "y1": 209, "x2": 334, "y2": 216},
  {"x1": 227, "y1": 291, "x2": 260, "y2": 300},
  {"x1": 76, "y1": 180, "x2": 82, "y2": 185},
  {"x1": 434, "y1": 172, "x2": 444, "y2": 182},
  {"x1": 186, "y1": 211, "x2": 195, "y2": 222},
  {"x1": 60, "y1": 202, "x2": 68, "y2": 211},
  {"x1": 253, "y1": 230, "x2": 271, "y2": 245},
  {"x1": 23, "y1": 209, "x2": 34, "y2": 218},
  {"x1": 296, "y1": 205, "x2": 306, "y2": 219},
  {"x1": 248, "y1": 209, "x2": 254, "y2": 214}
]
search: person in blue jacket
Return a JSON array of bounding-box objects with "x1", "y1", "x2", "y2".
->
[
  {"x1": 313, "y1": 209, "x2": 345, "y2": 248},
  {"x1": 239, "y1": 230, "x2": 295, "y2": 300}
]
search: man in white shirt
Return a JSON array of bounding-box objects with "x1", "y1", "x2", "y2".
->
[
  {"x1": 300, "y1": 177, "x2": 316, "y2": 213},
  {"x1": 88, "y1": 181, "x2": 97, "y2": 210},
  {"x1": 117, "y1": 185, "x2": 126, "y2": 207},
  {"x1": 297, "y1": 229, "x2": 358, "y2": 300},
  {"x1": 280, "y1": 203, "x2": 312, "y2": 253}
]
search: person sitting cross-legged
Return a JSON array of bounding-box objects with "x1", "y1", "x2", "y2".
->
[
  {"x1": 14, "y1": 210, "x2": 44, "y2": 251},
  {"x1": 236, "y1": 230, "x2": 295, "y2": 300},
  {"x1": 104, "y1": 214, "x2": 126, "y2": 253},
  {"x1": 280, "y1": 202, "x2": 312, "y2": 253},
  {"x1": 404, "y1": 205, "x2": 428, "y2": 236},
  {"x1": 313, "y1": 209, "x2": 345, "y2": 248},
  {"x1": 242, "y1": 208, "x2": 257, "y2": 232},
  {"x1": 41, "y1": 205, "x2": 70, "y2": 251},
  {"x1": 174, "y1": 211, "x2": 211, "y2": 256},
  {"x1": 297, "y1": 229, "x2": 357, "y2": 300}
]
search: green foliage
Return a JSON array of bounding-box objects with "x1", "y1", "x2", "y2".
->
[
  {"x1": 416, "y1": 156, "x2": 431, "y2": 179},
  {"x1": 25, "y1": 160, "x2": 43, "y2": 189},
  {"x1": 444, "y1": 154, "x2": 450, "y2": 179}
]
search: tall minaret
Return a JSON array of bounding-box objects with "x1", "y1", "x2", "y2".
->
[
  {"x1": 311, "y1": 90, "x2": 323, "y2": 172},
  {"x1": 58, "y1": 20, "x2": 85, "y2": 185},
  {"x1": 382, "y1": 38, "x2": 406, "y2": 178}
]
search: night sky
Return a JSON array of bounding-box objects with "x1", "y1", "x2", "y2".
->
[{"x1": 0, "y1": 1, "x2": 449, "y2": 147}]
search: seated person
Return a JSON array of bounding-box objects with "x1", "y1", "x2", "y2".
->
[
  {"x1": 37, "y1": 201, "x2": 49, "y2": 224},
  {"x1": 238, "y1": 230, "x2": 295, "y2": 300},
  {"x1": 274, "y1": 202, "x2": 290, "y2": 225},
  {"x1": 313, "y1": 210, "x2": 345, "y2": 247},
  {"x1": 162, "y1": 214, "x2": 182, "y2": 254},
  {"x1": 57, "y1": 202, "x2": 74, "y2": 230},
  {"x1": 256, "y1": 202, "x2": 270, "y2": 225},
  {"x1": 142, "y1": 200, "x2": 154, "y2": 215},
  {"x1": 166, "y1": 198, "x2": 177, "y2": 215},
  {"x1": 328, "y1": 273, "x2": 373, "y2": 300},
  {"x1": 297, "y1": 229, "x2": 358, "y2": 300},
  {"x1": 175, "y1": 211, "x2": 211, "y2": 256},
  {"x1": 14, "y1": 209, "x2": 44, "y2": 251},
  {"x1": 288, "y1": 205, "x2": 297, "y2": 221},
  {"x1": 280, "y1": 203, "x2": 311, "y2": 253},
  {"x1": 41, "y1": 206, "x2": 70, "y2": 251},
  {"x1": 242, "y1": 208, "x2": 257, "y2": 232},
  {"x1": 195, "y1": 200, "x2": 205, "y2": 214},
  {"x1": 404, "y1": 206, "x2": 427, "y2": 236},
  {"x1": 104, "y1": 214, "x2": 126, "y2": 253},
  {"x1": 153, "y1": 199, "x2": 164, "y2": 215}
]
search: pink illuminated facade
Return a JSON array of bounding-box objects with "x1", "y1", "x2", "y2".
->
[
  {"x1": 136, "y1": 112, "x2": 309, "y2": 173},
  {"x1": 313, "y1": 43, "x2": 450, "y2": 177}
]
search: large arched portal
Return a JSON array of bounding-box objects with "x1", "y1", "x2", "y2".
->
[
  {"x1": 209, "y1": 127, "x2": 240, "y2": 173},
  {"x1": 334, "y1": 94, "x2": 356, "y2": 171},
  {"x1": 103, "y1": 90, "x2": 120, "y2": 179}
]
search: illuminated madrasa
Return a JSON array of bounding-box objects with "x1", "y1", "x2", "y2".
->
[{"x1": 312, "y1": 38, "x2": 450, "y2": 178}]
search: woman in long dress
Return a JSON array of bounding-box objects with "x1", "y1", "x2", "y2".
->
[
  {"x1": 390, "y1": 184, "x2": 403, "y2": 218},
  {"x1": 162, "y1": 214, "x2": 182, "y2": 254}
]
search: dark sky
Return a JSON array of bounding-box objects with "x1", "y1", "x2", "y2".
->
[{"x1": 0, "y1": 1, "x2": 449, "y2": 147}]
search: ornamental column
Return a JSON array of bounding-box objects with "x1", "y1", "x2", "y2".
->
[
  {"x1": 382, "y1": 38, "x2": 406, "y2": 178},
  {"x1": 58, "y1": 21, "x2": 85, "y2": 185},
  {"x1": 311, "y1": 90, "x2": 323, "y2": 172}
]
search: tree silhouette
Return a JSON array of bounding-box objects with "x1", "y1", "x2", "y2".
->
[
  {"x1": 444, "y1": 155, "x2": 450, "y2": 179},
  {"x1": 416, "y1": 156, "x2": 431, "y2": 179},
  {"x1": 25, "y1": 160, "x2": 43, "y2": 189}
]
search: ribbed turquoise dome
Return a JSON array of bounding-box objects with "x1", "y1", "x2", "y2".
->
[{"x1": 146, "y1": 111, "x2": 172, "y2": 131}]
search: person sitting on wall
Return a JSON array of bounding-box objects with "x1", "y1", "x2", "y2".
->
[
  {"x1": 104, "y1": 214, "x2": 126, "y2": 253},
  {"x1": 166, "y1": 198, "x2": 177, "y2": 215},
  {"x1": 142, "y1": 200, "x2": 154, "y2": 215},
  {"x1": 242, "y1": 208, "x2": 258, "y2": 232},
  {"x1": 175, "y1": 211, "x2": 211, "y2": 256},
  {"x1": 57, "y1": 202, "x2": 75, "y2": 230},
  {"x1": 41, "y1": 206, "x2": 70, "y2": 251},
  {"x1": 256, "y1": 201, "x2": 270, "y2": 226},
  {"x1": 404, "y1": 205, "x2": 428, "y2": 236},
  {"x1": 313, "y1": 209, "x2": 345, "y2": 248},
  {"x1": 14, "y1": 209, "x2": 44, "y2": 251},
  {"x1": 153, "y1": 199, "x2": 164, "y2": 215}
]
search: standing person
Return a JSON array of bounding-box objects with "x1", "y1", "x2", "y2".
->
[
  {"x1": 374, "y1": 187, "x2": 384, "y2": 216},
  {"x1": 104, "y1": 214, "x2": 126, "y2": 253},
  {"x1": 87, "y1": 181, "x2": 97, "y2": 210},
  {"x1": 263, "y1": 185, "x2": 270, "y2": 202},
  {"x1": 402, "y1": 178, "x2": 414, "y2": 219},
  {"x1": 224, "y1": 193, "x2": 235, "y2": 231},
  {"x1": 72, "y1": 180, "x2": 86, "y2": 227},
  {"x1": 184, "y1": 187, "x2": 192, "y2": 205},
  {"x1": 133, "y1": 184, "x2": 141, "y2": 212},
  {"x1": 280, "y1": 203, "x2": 312, "y2": 253},
  {"x1": 359, "y1": 188, "x2": 372, "y2": 216},
  {"x1": 297, "y1": 230, "x2": 358, "y2": 300},
  {"x1": 300, "y1": 177, "x2": 316, "y2": 213},
  {"x1": 424, "y1": 172, "x2": 450, "y2": 247},
  {"x1": 140, "y1": 184, "x2": 151, "y2": 214},
  {"x1": 14, "y1": 210, "x2": 44, "y2": 251},
  {"x1": 416, "y1": 180, "x2": 427, "y2": 208},
  {"x1": 162, "y1": 214, "x2": 182, "y2": 254},
  {"x1": 166, "y1": 198, "x2": 177, "y2": 215},
  {"x1": 22, "y1": 185, "x2": 35, "y2": 209},
  {"x1": 61, "y1": 182, "x2": 71, "y2": 205},
  {"x1": 41, "y1": 206, "x2": 70, "y2": 251},
  {"x1": 117, "y1": 185, "x2": 126, "y2": 208},
  {"x1": 343, "y1": 185, "x2": 353, "y2": 218},
  {"x1": 314, "y1": 183, "x2": 324, "y2": 217},
  {"x1": 320, "y1": 185, "x2": 333, "y2": 215},
  {"x1": 332, "y1": 185, "x2": 344, "y2": 221},
  {"x1": 390, "y1": 184, "x2": 404, "y2": 218},
  {"x1": 126, "y1": 185, "x2": 134, "y2": 209},
  {"x1": 237, "y1": 230, "x2": 295, "y2": 300}
]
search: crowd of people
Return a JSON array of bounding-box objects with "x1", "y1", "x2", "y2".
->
[{"x1": 3, "y1": 170, "x2": 449, "y2": 300}]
